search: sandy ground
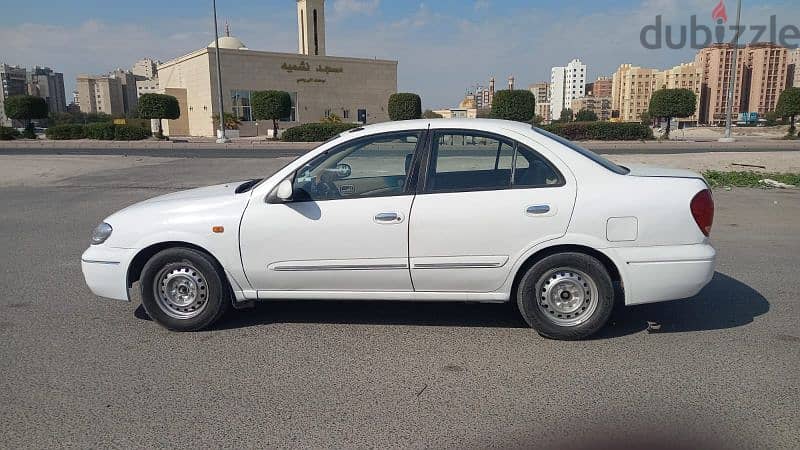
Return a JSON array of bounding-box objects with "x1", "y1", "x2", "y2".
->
[
  {"x1": 0, "y1": 155, "x2": 180, "y2": 187},
  {"x1": 607, "y1": 151, "x2": 800, "y2": 173}
]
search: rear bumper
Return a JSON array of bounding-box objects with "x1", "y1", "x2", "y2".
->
[
  {"x1": 81, "y1": 246, "x2": 135, "y2": 301},
  {"x1": 608, "y1": 243, "x2": 716, "y2": 306}
]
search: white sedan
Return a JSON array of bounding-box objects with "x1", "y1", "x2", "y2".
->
[{"x1": 82, "y1": 119, "x2": 716, "y2": 340}]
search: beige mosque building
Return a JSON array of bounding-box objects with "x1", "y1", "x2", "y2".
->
[{"x1": 158, "y1": 0, "x2": 398, "y2": 137}]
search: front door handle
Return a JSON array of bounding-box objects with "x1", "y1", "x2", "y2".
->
[
  {"x1": 374, "y1": 212, "x2": 403, "y2": 223},
  {"x1": 526, "y1": 205, "x2": 551, "y2": 215}
]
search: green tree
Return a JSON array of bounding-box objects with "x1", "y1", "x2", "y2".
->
[
  {"x1": 559, "y1": 108, "x2": 574, "y2": 123},
  {"x1": 251, "y1": 90, "x2": 292, "y2": 138},
  {"x1": 388, "y1": 93, "x2": 422, "y2": 121},
  {"x1": 575, "y1": 109, "x2": 599, "y2": 122},
  {"x1": 639, "y1": 110, "x2": 652, "y2": 126},
  {"x1": 533, "y1": 115, "x2": 545, "y2": 126},
  {"x1": 648, "y1": 88, "x2": 696, "y2": 139},
  {"x1": 422, "y1": 109, "x2": 443, "y2": 119},
  {"x1": 137, "y1": 93, "x2": 180, "y2": 138},
  {"x1": 775, "y1": 87, "x2": 800, "y2": 136},
  {"x1": 490, "y1": 90, "x2": 535, "y2": 122},
  {"x1": 4, "y1": 95, "x2": 48, "y2": 133}
]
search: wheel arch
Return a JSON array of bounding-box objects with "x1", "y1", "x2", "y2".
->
[
  {"x1": 510, "y1": 244, "x2": 623, "y2": 302},
  {"x1": 127, "y1": 241, "x2": 228, "y2": 289}
]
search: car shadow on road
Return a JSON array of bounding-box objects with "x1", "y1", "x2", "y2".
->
[
  {"x1": 133, "y1": 272, "x2": 768, "y2": 336},
  {"x1": 594, "y1": 272, "x2": 769, "y2": 339}
]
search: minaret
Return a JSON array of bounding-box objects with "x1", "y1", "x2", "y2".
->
[
  {"x1": 489, "y1": 77, "x2": 495, "y2": 105},
  {"x1": 297, "y1": 0, "x2": 326, "y2": 56},
  {"x1": 508, "y1": 75, "x2": 515, "y2": 90}
]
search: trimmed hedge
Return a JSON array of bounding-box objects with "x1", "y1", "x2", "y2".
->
[
  {"x1": 388, "y1": 93, "x2": 422, "y2": 121},
  {"x1": 0, "y1": 126, "x2": 21, "y2": 140},
  {"x1": 85, "y1": 122, "x2": 116, "y2": 140},
  {"x1": 114, "y1": 124, "x2": 150, "y2": 141},
  {"x1": 282, "y1": 122, "x2": 360, "y2": 142},
  {"x1": 491, "y1": 90, "x2": 536, "y2": 122},
  {"x1": 46, "y1": 124, "x2": 87, "y2": 140},
  {"x1": 542, "y1": 121, "x2": 654, "y2": 141},
  {"x1": 44, "y1": 123, "x2": 150, "y2": 141}
]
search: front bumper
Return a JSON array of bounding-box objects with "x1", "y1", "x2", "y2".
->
[
  {"x1": 81, "y1": 246, "x2": 136, "y2": 301},
  {"x1": 608, "y1": 243, "x2": 716, "y2": 306}
]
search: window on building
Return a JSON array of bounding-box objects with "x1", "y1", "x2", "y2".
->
[
  {"x1": 342, "y1": 109, "x2": 350, "y2": 119},
  {"x1": 231, "y1": 90, "x2": 252, "y2": 121}
]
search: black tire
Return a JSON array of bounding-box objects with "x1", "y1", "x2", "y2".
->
[
  {"x1": 140, "y1": 247, "x2": 230, "y2": 331},
  {"x1": 516, "y1": 252, "x2": 614, "y2": 340}
]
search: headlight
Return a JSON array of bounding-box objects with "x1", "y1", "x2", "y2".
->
[{"x1": 90, "y1": 222, "x2": 113, "y2": 245}]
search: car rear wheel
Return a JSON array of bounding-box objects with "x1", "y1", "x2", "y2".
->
[
  {"x1": 140, "y1": 247, "x2": 230, "y2": 331},
  {"x1": 517, "y1": 252, "x2": 614, "y2": 340}
]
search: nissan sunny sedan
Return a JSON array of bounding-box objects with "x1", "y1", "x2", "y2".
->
[{"x1": 82, "y1": 119, "x2": 716, "y2": 340}]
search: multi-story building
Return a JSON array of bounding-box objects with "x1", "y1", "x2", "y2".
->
[
  {"x1": 27, "y1": 66, "x2": 66, "y2": 114},
  {"x1": 136, "y1": 78, "x2": 161, "y2": 97},
  {"x1": 529, "y1": 82, "x2": 551, "y2": 122},
  {"x1": 550, "y1": 58, "x2": 587, "y2": 121},
  {"x1": 76, "y1": 74, "x2": 126, "y2": 116},
  {"x1": 789, "y1": 49, "x2": 800, "y2": 88},
  {"x1": 695, "y1": 43, "x2": 788, "y2": 124},
  {"x1": 0, "y1": 64, "x2": 28, "y2": 126},
  {"x1": 474, "y1": 77, "x2": 495, "y2": 110},
  {"x1": 571, "y1": 96, "x2": 612, "y2": 121},
  {"x1": 77, "y1": 70, "x2": 143, "y2": 116},
  {"x1": 132, "y1": 58, "x2": 159, "y2": 79},
  {"x1": 587, "y1": 76, "x2": 612, "y2": 98},
  {"x1": 611, "y1": 64, "x2": 661, "y2": 123},
  {"x1": 659, "y1": 62, "x2": 702, "y2": 125}
]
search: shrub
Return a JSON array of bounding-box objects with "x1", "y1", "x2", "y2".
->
[
  {"x1": 282, "y1": 122, "x2": 360, "y2": 142},
  {"x1": 138, "y1": 93, "x2": 180, "y2": 137},
  {"x1": 490, "y1": 90, "x2": 535, "y2": 122},
  {"x1": 542, "y1": 121, "x2": 654, "y2": 141},
  {"x1": 575, "y1": 109, "x2": 599, "y2": 122},
  {"x1": 85, "y1": 122, "x2": 116, "y2": 140},
  {"x1": 45, "y1": 124, "x2": 86, "y2": 140},
  {"x1": 252, "y1": 90, "x2": 293, "y2": 137},
  {"x1": 114, "y1": 124, "x2": 151, "y2": 141},
  {"x1": 388, "y1": 93, "x2": 422, "y2": 121},
  {"x1": 0, "y1": 126, "x2": 20, "y2": 140},
  {"x1": 21, "y1": 123, "x2": 37, "y2": 139}
]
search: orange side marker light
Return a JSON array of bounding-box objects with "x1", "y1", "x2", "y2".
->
[{"x1": 212, "y1": 226, "x2": 225, "y2": 234}]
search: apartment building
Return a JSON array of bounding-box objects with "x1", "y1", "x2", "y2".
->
[
  {"x1": 0, "y1": 64, "x2": 28, "y2": 126},
  {"x1": 611, "y1": 64, "x2": 661, "y2": 122},
  {"x1": 27, "y1": 66, "x2": 67, "y2": 114},
  {"x1": 550, "y1": 59, "x2": 586, "y2": 121},
  {"x1": 790, "y1": 48, "x2": 800, "y2": 87},
  {"x1": 571, "y1": 96, "x2": 612, "y2": 121},
  {"x1": 529, "y1": 81, "x2": 550, "y2": 122}
]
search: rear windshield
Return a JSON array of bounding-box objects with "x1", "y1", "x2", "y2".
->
[{"x1": 533, "y1": 127, "x2": 630, "y2": 175}]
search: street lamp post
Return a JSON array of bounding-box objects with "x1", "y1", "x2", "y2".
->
[
  {"x1": 212, "y1": 0, "x2": 230, "y2": 144},
  {"x1": 720, "y1": 0, "x2": 742, "y2": 143}
]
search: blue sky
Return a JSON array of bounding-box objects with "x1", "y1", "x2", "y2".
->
[{"x1": 1, "y1": 0, "x2": 797, "y2": 108}]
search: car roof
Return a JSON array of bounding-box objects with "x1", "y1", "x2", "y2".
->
[{"x1": 350, "y1": 118, "x2": 537, "y2": 135}]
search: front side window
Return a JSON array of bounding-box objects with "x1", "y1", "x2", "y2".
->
[{"x1": 292, "y1": 131, "x2": 422, "y2": 201}]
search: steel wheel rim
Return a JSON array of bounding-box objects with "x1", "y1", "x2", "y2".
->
[
  {"x1": 536, "y1": 268, "x2": 599, "y2": 327},
  {"x1": 154, "y1": 264, "x2": 208, "y2": 320}
]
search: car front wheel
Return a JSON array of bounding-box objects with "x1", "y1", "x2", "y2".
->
[
  {"x1": 140, "y1": 247, "x2": 230, "y2": 331},
  {"x1": 517, "y1": 252, "x2": 614, "y2": 340}
]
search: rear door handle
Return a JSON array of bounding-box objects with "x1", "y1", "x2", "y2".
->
[
  {"x1": 374, "y1": 212, "x2": 403, "y2": 224},
  {"x1": 526, "y1": 205, "x2": 551, "y2": 215}
]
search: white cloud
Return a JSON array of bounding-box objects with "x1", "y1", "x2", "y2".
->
[{"x1": 330, "y1": 0, "x2": 381, "y2": 20}]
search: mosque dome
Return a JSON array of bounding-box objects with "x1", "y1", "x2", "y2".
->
[
  {"x1": 207, "y1": 23, "x2": 248, "y2": 50},
  {"x1": 208, "y1": 36, "x2": 248, "y2": 50}
]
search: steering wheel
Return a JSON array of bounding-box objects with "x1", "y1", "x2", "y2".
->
[{"x1": 314, "y1": 172, "x2": 341, "y2": 200}]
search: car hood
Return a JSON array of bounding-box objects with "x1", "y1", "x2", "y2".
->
[
  {"x1": 624, "y1": 164, "x2": 703, "y2": 180},
  {"x1": 137, "y1": 181, "x2": 251, "y2": 205}
]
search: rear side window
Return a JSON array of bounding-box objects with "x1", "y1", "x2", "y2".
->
[
  {"x1": 534, "y1": 127, "x2": 630, "y2": 175},
  {"x1": 428, "y1": 131, "x2": 515, "y2": 192},
  {"x1": 426, "y1": 130, "x2": 564, "y2": 193}
]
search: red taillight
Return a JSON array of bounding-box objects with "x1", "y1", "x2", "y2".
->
[{"x1": 690, "y1": 189, "x2": 714, "y2": 237}]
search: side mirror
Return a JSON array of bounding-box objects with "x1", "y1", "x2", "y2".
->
[{"x1": 276, "y1": 179, "x2": 293, "y2": 201}]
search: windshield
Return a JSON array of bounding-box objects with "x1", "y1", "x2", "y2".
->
[{"x1": 533, "y1": 127, "x2": 630, "y2": 175}]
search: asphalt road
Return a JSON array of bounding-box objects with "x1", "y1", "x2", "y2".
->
[{"x1": 1, "y1": 156, "x2": 799, "y2": 449}]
